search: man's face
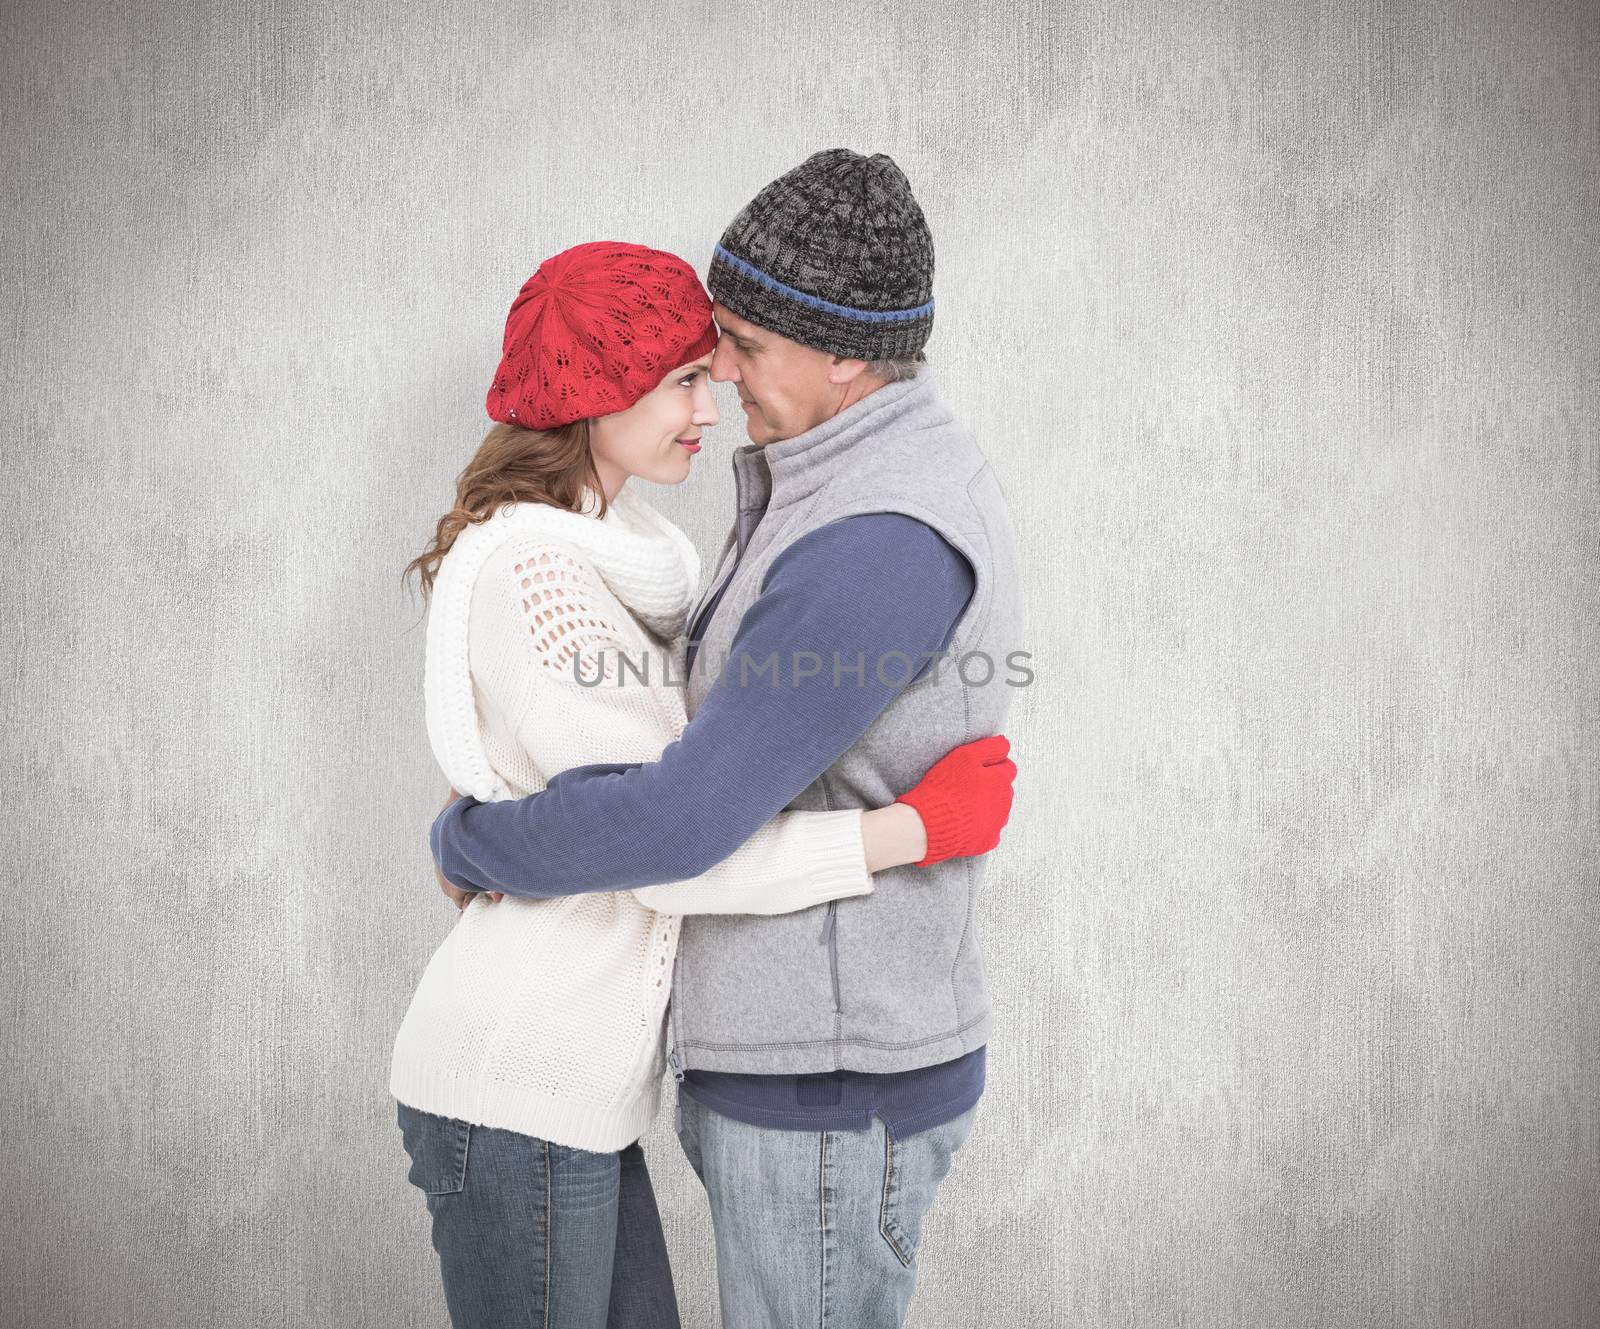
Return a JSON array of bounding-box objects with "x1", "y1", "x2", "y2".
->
[{"x1": 708, "y1": 303, "x2": 844, "y2": 445}]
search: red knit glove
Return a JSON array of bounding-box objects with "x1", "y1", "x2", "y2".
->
[{"x1": 894, "y1": 735, "x2": 1017, "y2": 868}]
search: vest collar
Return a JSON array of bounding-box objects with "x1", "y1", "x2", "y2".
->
[{"x1": 732, "y1": 373, "x2": 944, "y2": 517}]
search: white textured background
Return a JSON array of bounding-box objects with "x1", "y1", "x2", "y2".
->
[{"x1": 3, "y1": 0, "x2": 1597, "y2": 1326}]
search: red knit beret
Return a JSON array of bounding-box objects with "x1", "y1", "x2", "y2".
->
[{"x1": 486, "y1": 241, "x2": 720, "y2": 431}]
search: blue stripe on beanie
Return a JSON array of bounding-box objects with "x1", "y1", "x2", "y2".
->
[{"x1": 711, "y1": 246, "x2": 935, "y2": 324}]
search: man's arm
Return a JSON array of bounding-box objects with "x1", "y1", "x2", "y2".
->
[{"x1": 430, "y1": 513, "x2": 975, "y2": 898}]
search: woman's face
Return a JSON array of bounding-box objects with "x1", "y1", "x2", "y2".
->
[{"x1": 587, "y1": 353, "x2": 719, "y2": 498}]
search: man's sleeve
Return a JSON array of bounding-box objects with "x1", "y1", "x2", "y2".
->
[{"x1": 429, "y1": 512, "x2": 975, "y2": 897}]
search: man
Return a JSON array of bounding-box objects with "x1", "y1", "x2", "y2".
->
[{"x1": 432, "y1": 148, "x2": 1026, "y2": 1326}]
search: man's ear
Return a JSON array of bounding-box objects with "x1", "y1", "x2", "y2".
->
[{"x1": 826, "y1": 356, "x2": 870, "y2": 386}]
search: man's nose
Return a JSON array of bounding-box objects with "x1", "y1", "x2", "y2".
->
[{"x1": 709, "y1": 340, "x2": 738, "y2": 382}]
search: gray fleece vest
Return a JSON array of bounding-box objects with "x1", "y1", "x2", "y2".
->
[{"x1": 667, "y1": 373, "x2": 1027, "y2": 1075}]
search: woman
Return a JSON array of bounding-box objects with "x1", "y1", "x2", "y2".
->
[{"x1": 389, "y1": 241, "x2": 1015, "y2": 1329}]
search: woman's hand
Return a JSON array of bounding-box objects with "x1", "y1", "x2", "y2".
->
[
  {"x1": 892, "y1": 735, "x2": 1017, "y2": 868},
  {"x1": 435, "y1": 788, "x2": 504, "y2": 908}
]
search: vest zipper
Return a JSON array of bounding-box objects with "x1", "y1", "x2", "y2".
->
[
  {"x1": 667, "y1": 934, "x2": 687, "y2": 1081},
  {"x1": 820, "y1": 901, "x2": 842, "y2": 1013},
  {"x1": 688, "y1": 546, "x2": 740, "y2": 644}
]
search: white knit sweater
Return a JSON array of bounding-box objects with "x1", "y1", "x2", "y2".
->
[{"x1": 388, "y1": 486, "x2": 873, "y2": 1152}]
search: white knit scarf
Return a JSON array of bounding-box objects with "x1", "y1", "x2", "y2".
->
[{"x1": 423, "y1": 485, "x2": 701, "y2": 803}]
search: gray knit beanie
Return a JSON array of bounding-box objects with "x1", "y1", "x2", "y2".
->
[{"x1": 707, "y1": 148, "x2": 934, "y2": 361}]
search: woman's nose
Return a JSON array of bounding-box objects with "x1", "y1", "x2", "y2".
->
[{"x1": 694, "y1": 380, "x2": 720, "y2": 426}]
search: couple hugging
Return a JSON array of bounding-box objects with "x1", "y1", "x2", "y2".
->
[{"x1": 389, "y1": 148, "x2": 1026, "y2": 1329}]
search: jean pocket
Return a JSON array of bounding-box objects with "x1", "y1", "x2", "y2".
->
[
  {"x1": 878, "y1": 1106, "x2": 977, "y2": 1267},
  {"x1": 878, "y1": 1125, "x2": 920, "y2": 1267},
  {"x1": 397, "y1": 1102, "x2": 471, "y2": 1196}
]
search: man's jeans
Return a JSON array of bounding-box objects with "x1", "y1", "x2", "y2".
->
[
  {"x1": 397, "y1": 1102, "x2": 680, "y2": 1329},
  {"x1": 674, "y1": 1094, "x2": 978, "y2": 1328}
]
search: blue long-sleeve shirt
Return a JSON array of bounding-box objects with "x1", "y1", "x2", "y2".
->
[
  {"x1": 428, "y1": 509, "x2": 988, "y2": 1137},
  {"x1": 430, "y1": 512, "x2": 974, "y2": 897}
]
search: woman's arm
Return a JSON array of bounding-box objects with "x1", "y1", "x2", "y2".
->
[
  {"x1": 489, "y1": 536, "x2": 888, "y2": 916},
  {"x1": 862, "y1": 803, "x2": 929, "y2": 874}
]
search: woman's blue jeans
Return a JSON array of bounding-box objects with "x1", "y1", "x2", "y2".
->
[{"x1": 396, "y1": 1102, "x2": 681, "y2": 1329}]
